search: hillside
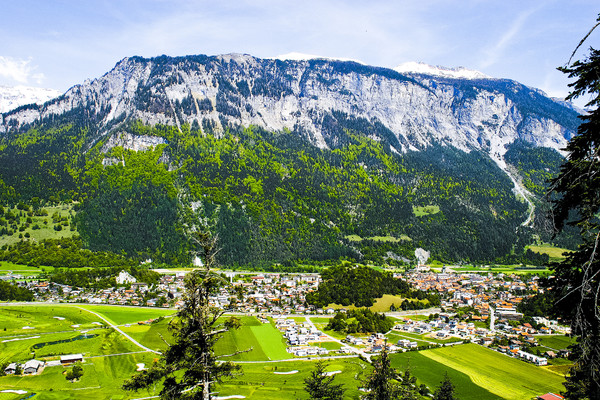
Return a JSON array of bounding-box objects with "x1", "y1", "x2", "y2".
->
[{"x1": 0, "y1": 54, "x2": 581, "y2": 265}]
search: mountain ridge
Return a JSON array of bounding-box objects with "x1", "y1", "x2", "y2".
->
[{"x1": 0, "y1": 53, "x2": 581, "y2": 264}]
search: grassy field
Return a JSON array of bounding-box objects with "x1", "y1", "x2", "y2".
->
[
  {"x1": 413, "y1": 205, "x2": 440, "y2": 217},
  {"x1": 344, "y1": 234, "x2": 411, "y2": 242},
  {"x1": 215, "y1": 358, "x2": 371, "y2": 400},
  {"x1": 0, "y1": 204, "x2": 77, "y2": 247},
  {"x1": 535, "y1": 335, "x2": 576, "y2": 351},
  {"x1": 76, "y1": 305, "x2": 176, "y2": 325},
  {"x1": 419, "y1": 344, "x2": 564, "y2": 399},
  {"x1": 324, "y1": 294, "x2": 428, "y2": 313},
  {"x1": 0, "y1": 305, "x2": 105, "y2": 337},
  {"x1": 526, "y1": 244, "x2": 573, "y2": 261},
  {"x1": 214, "y1": 316, "x2": 290, "y2": 361},
  {"x1": 0, "y1": 352, "x2": 157, "y2": 400},
  {"x1": 0, "y1": 261, "x2": 56, "y2": 276},
  {"x1": 391, "y1": 351, "x2": 502, "y2": 400}
]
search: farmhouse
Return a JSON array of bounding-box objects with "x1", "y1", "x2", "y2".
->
[
  {"x1": 60, "y1": 354, "x2": 84, "y2": 365},
  {"x1": 4, "y1": 363, "x2": 17, "y2": 374},
  {"x1": 23, "y1": 359, "x2": 44, "y2": 374}
]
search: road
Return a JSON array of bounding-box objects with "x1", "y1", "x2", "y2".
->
[
  {"x1": 75, "y1": 306, "x2": 161, "y2": 355},
  {"x1": 304, "y1": 316, "x2": 372, "y2": 361}
]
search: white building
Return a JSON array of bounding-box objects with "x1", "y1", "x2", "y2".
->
[{"x1": 116, "y1": 271, "x2": 136, "y2": 285}]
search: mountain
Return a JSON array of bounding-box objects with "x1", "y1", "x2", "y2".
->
[
  {"x1": 0, "y1": 85, "x2": 61, "y2": 114},
  {"x1": 0, "y1": 54, "x2": 580, "y2": 265}
]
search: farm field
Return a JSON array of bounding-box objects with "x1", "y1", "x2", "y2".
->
[
  {"x1": 214, "y1": 316, "x2": 290, "y2": 361},
  {"x1": 419, "y1": 343, "x2": 564, "y2": 399},
  {"x1": 391, "y1": 351, "x2": 502, "y2": 400}
]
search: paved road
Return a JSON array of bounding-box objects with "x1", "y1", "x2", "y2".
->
[
  {"x1": 304, "y1": 316, "x2": 372, "y2": 362},
  {"x1": 75, "y1": 306, "x2": 161, "y2": 355}
]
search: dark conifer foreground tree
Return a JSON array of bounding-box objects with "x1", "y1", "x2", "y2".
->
[
  {"x1": 304, "y1": 360, "x2": 345, "y2": 400},
  {"x1": 550, "y1": 13, "x2": 600, "y2": 400},
  {"x1": 123, "y1": 208, "x2": 246, "y2": 399}
]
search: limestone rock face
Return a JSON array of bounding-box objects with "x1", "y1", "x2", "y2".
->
[{"x1": 0, "y1": 53, "x2": 579, "y2": 162}]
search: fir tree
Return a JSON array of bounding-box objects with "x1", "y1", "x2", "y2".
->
[
  {"x1": 304, "y1": 360, "x2": 345, "y2": 400},
  {"x1": 123, "y1": 208, "x2": 247, "y2": 399},
  {"x1": 550, "y1": 13, "x2": 600, "y2": 400}
]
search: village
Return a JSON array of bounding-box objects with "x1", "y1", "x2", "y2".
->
[{"x1": 2, "y1": 265, "x2": 572, "y2": 370}]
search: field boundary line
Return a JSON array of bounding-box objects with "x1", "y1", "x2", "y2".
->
[{"x1": 75, "y1": 306, "x2": 161, "y2": 354}]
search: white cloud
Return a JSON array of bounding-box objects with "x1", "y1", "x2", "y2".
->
[{"x1": 0, "y1": 56, "x2": 45, "y2": 84}]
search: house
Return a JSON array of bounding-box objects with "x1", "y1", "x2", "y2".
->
[
  {"x1": 116, "y1": 271, "x2": 136, "y2": 285},
  {"x1": 4, "y1": 363, "x2": 17, "y2": 374},
  {"x1": 23, "y1": 359, "x2": 44, "y2": 375},
  {"x1": 60, "y1": 354, "x2": 84, "y2": 365}
]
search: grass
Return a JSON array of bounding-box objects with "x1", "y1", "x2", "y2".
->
[
  {"x1": 0, "y1": 352, "x2": 157, "y2": 399},
  {"x1": 391, "y1": 351, "x2": 502, "y2": 400},
  {"x1": 325, "y1": 294, "x2": 428, "y2": 313},
  {"x1": 0, "y1": 305, "x2": 105, "y2": 338},
  {"x1": 344, "y1": 234, "x2": 411, "y2": 242},
  {"x1": 214, "y1": 316, "x2": 289, "y2": 361},
  {"x1": 76, "y1": 305, "x2": 175, "y2": 325},
  {"x1": 526, "y1": 244, "x2": 573, "y2": 261},
  {"x1": 412, "y1": 205, "x2": 440, "y2": 217},
  {"x1": 0, "y1": 204, "x2": 77, "y2": 247},
  {"x1": 215, "y1": 358, "x2": 371, "y2": 400},
  {"x1": 120, "y1": 318, "x2": 174, "y2": 352},
  {"x1": 535, "y1": 335, "x2": 576, "y2": 351},
  {"x1": 419, "y1": 343, "x2": 564, "y2": 399}
]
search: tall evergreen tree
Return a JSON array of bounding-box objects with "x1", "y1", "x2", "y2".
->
[
  {"x1": 550, "y1": 13, "x2": 600, "y2": 400},
  {"x1": 361, "y1": 345, "x2": 420, "y2": 400},
  {"x1": 123, "y1": 211, "x2": 245, "y2": 399},
  {"x1": 304, "y1": 360, "x2": 345, "y2": 400}
]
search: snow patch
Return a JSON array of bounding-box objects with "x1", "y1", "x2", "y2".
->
[
  {"x1": 0, "y1": 85, "x2": 61, "y2": 113},
  {"x1": 394, "y1": 62, "x2": 489, "y2": 80}
]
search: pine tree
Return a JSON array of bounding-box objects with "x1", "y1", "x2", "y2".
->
[
  {"x1": 432, "y1": 373, "x2": 457, "y2": 400},
  {"x1": 304, "y1": 360, "x2": 345, "y2": 400},
  {"x1": 362, "y1": 345, "x2": 421, "y2": 400},
  {"x1": 550, "y1": 13, "x2": 600, "y2": 400},
  {"x1": 123, "y1": 224, "x2": 245, "y2": 399},
  {"x1": 362, "y1": 346, "x2": 400, "y2": 400}
]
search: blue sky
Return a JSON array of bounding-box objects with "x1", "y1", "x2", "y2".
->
[{"x1": 0, "y1": 0, "x2": 598, "y2": 106}]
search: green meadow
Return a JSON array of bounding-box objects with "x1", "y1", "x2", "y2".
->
[
  {"x1": 418, "y1": 344, "x2": 564, "y2": 399},
  {"x1": 214, "y1": 316, "x2": 290, "y2": 361},
  {"x1": 76, "y1": 304, "x2": 176, "y2": 325},
  {"x1": 215, "y1": 358, "x2": 371, "y2": 400},
  {"x1": 391, "y1": 351, "x2": 502, "y2": 400}
]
